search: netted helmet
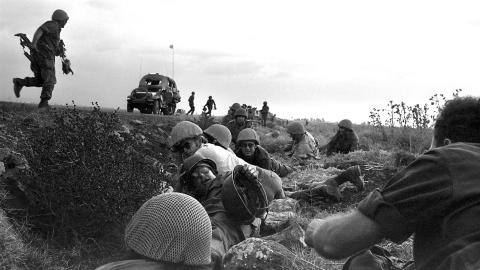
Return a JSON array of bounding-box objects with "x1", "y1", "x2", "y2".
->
[
  {"x1": 237, "y1": 128, "x2": 260, "y2": 145},
  {"x1": 286, "y1": 121, "x2": 305, "y2": 135},
  {"x1": 125, "y1": 192, "x2": 212, "y2": 265},
  {"x1": 338, "y1": 119, "x2": 353, "y2": 130},
  {"x1": 204, "y1": 124, "x2": 232, "y2": 149},
  {"x1": 222, "y1": 165, "x2": 269, "y2": 224},
  {"x1": 230, "y1": 103, "x2": 241, "y2": 111},
  {"x1": 52, "y1": 9, "x2": 69, "y2": 21},
  {"x1": 234, "y1": 108, "x2": 248, "y2": 118},
  {"x1": 169, "y1": 121, "x2": 203, "y2": 147},
  {"x1": 180, "y1": 152, "x2": 217, "y2": 178}
]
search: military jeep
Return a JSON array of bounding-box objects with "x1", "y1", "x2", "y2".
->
[{"x1": 127, "y1": 73, "x2": 181, "y2": 115}]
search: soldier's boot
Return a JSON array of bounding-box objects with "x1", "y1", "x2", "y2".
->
[
  {"x1": 331, "y1": 165, "x2": 364, "y2": 191},
  {"x1": 38, "y1": 99, "x2": 50, "y2": 110},
  {"x1": 13, "y1": 78, "x2": 24, "y2": 98}
]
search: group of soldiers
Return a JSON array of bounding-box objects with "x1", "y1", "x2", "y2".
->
[{"x1": 13, "y1": 10, "x2": 480, "y2": 270}]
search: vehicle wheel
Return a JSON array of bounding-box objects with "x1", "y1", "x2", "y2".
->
[
  {"x1": 152, "y1": 100, "x2": 160, "y2": 114},
  {"x1": 127, "y1": 102, "x2": 133, "y2": 113}
]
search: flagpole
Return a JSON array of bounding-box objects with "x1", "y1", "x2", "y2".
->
[{"x1": 170, "y1": 44, "x2": 174, "y2": 79}]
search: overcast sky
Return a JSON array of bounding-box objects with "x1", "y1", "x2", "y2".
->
[{"x1": 1, "y1": 0, "x2": 479, "y2": 123}]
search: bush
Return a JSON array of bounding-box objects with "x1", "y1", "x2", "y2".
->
[{"x1": 17, "y1": 105, "x2": 169, "y2": 241}]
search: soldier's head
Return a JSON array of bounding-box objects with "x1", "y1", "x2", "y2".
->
[
  {"x1": 287, "y1": 121, "x2": 306, "y2": 142},
  {"x1": 180, "y1": 153, "x2": 218, "y2": 199},
  {"x1": 170, "y1": 121, "x2": 204, "y2": 160},
  {"x1": 237, "y1": 128, "x2": 260, "y2": 158},
  {"x1": 234, "y1": 108, "x2": 248, "y2": 124},
  {"x1": 431, "y1": 96, "x2": 480, "y2": 149},
  {"x1": 208, "y1": 96, "x2": 212, "y2": 99},
  {"x1": 338, "y1": 119, "x2": 353, "y2": 132},
  {"x1": 263, "y1": 101, "x2": 267, "y2": 105},
  {"x1": 52, "y1": 9, "x2": 69, "y2": 28},
  {"x1": 191, "y1": 91, "x2": 195, "y2": 95},
  {"x1": 203, "y1": 124, "x2": 232, "y2": 150},
  {"x1": 229, "y1": 103, "x2": 241, "y2": 115}
]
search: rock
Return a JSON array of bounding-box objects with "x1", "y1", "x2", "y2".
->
[
  {"x1": 264, "y1": 198, "x2": 298, "y2": 231},
  {"x1": 224, "y1": 238, "x2": 313, "y2": 270},
  {"x1": 261, "y1": 222, "x2": 306, "y2": 250}
]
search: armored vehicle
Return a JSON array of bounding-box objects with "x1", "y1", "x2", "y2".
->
[{"x1": 127, "y1": 73, "x2": 181, "y2": 115}]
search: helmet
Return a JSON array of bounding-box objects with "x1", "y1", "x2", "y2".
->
[
  {"x1": 338, "y1": 119, "x2": 353, "y2": 130},
  {"x1": 263, "y1": 101, "x2": 267, "y2": 104},
  {"x1": 234, "y1": 108, "x2": 248, "y2": 118},
  {"x1": 204, "y1": 124, "x2": 232, "y2": 149},
  {"x1": 222, "y1": 165, "x2": 268, "y2": 223},
  {"x1": 192, "y1": 91, "x2": 195, "y2": 95},
  {"x1": 180, "y1": 152, "x2": 217, "y2": 178},
  {"x1": 52, "y1": 9, "x2": 69, "y2": 21},
  {"x1": 209, "y1": 96, "x2": 212, "y2": 99},
  {"x1": 230, "y1": 103, "x2": 241, "y2": 111},
  {"x1": 169, "y1": 121, "x2": 203, "y2": 147},
  {"x1": 286, "y1": 122, "x2": 305, "y2": 135},
  {"x1": 237, "y1": 128, "x2": 260, "y2": 145}
]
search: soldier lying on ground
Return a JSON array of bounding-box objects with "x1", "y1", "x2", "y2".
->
[
  {"x1": 305, "y1": 96, "x2": 480, "y2": 270},
  {"x1": 170, "y1": 121, "x2": 246, "y2": 175},
  {"x1": 175, "y1": 153, "x2": 285, "y2": 263},
  {"x1": 235, "y1": 128, "x2": 294, "y2": 177},
  {"x1": 284, "y1": 121, "x2": 320, "y2": 159},
  {"x1": 203, "y1": 124, "x2": 234, "y2": 153},
  {"x1": 96, "y1": 192, "x2": 214, "y2": 270},
  {"x1": 319, "y1": 119, "x2": 359, "y2": 156}
]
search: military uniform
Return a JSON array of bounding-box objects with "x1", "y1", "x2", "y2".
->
[
  {"x1": 287, "y1": 131, "x2": 319, "y2": 159},
  {"x1": 326, "y1": 129, "x2": 359, "y2": 156},
  {"x1": 204, "y1": 98, "x2": 216, "y2": 116},
  {"x1": 235, "y1": 145, "x2": 293, "y2": 177},
  {"x1": 226, "y1": 120, "x2": 252, "y2": 144},
  {"x1": 15, "y1": 20, "x2": 62, "y2": 102},
  {"x1": 186, "y1": 94, "x2": 195, "y2": 115},
  {"x1": 260, "y1": 104, "x2": 269, "y2": 127}
]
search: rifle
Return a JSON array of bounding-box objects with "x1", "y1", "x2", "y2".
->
[{"x1": 14, "y1": 33, "x2": 74, "y2": 75}]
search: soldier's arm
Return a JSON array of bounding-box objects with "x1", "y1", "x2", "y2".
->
[
  {"x1": 31, "y1": 27, "x2": 44, "y2": 50},
  {"x1": 305, "y1": 210, "x2": 383, "y2": 259}
]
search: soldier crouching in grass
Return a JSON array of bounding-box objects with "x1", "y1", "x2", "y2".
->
[
  {"x1": 305, "y1": 96, "x2": 480, "y2": 270},
  {"x1": 235, "y1": 128, "x2": 294, "y2": 177},
  {"x1": 13, "y1": 9, "x2": 71, "y2": 110},
  {"x1": 319, "y1": 119, "x2": 359, "y2": 156},
  {"x1": 284, "y1": 121, "x2": 320, "y2": 159}
]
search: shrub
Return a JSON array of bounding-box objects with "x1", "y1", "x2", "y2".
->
[{"x1": 17, "y1": 104, "x2": 169, "y2": 241}]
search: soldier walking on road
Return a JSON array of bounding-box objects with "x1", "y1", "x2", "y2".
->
[
  {"x1": 204, "y1": 96, "x2": 217, "y2": 117},
  {"x1": 186, "y1": 91, "x2": 195, "y2": 115},
  {"x1": 13, "y1": 9, "x2": 70, "y2": 110}
]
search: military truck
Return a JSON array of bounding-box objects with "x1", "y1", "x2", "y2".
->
[{"x1": 127, "y1": 73, "x2": 181, "y2": 115}]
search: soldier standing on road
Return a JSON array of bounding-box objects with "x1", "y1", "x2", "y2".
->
[
  {"x1": 13, "y1": 9, "x2": 70, "y2": 110},
  {"x1": 204, "y1": 96, "x2": 217, "y2": 117},
  {"x1": 186, "y1": 91, "x2": 195, "y2": 115},
  {"x1": 260, "y1": 101, "x2": 269, "y2": 127}
]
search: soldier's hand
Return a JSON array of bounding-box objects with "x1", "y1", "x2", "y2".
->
[{"x1": 237, "y1": 164, "x2": 259, "y2": 181}]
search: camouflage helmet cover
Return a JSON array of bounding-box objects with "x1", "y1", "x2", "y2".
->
[
  {"x1": 338, "y1": 119, "x2": 353, "y2": 130},
  {"x1": 52, "y1": 9, "x2": 69, "y2": 21},
  {"x1": 169, "y1": 121, "x2": 203, "y2": 147},
  {"x1": 204, "y1": 124, "x2": 232, "y2": 149},
  {"x1": 286, "y1": 121, "x2": 305, "y2": 135},
  {"x1": 237, "y1": 128, "x2": 260, "y2": 145},
  {"x1": 234, "y1": 108, "x2": 248, "y2": 117}
]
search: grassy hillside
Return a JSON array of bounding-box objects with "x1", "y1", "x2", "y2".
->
[{"x1": 0, "y1": 101, "x2": 418, "y2": 269}]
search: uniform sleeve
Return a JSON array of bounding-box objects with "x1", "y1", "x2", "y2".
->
[
  {"x1": 357, "y1": 150, "x2": 452, "y2": 243},
  {"x1": 40, "y1": 21, "x2": 59, "y2": 34}
]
